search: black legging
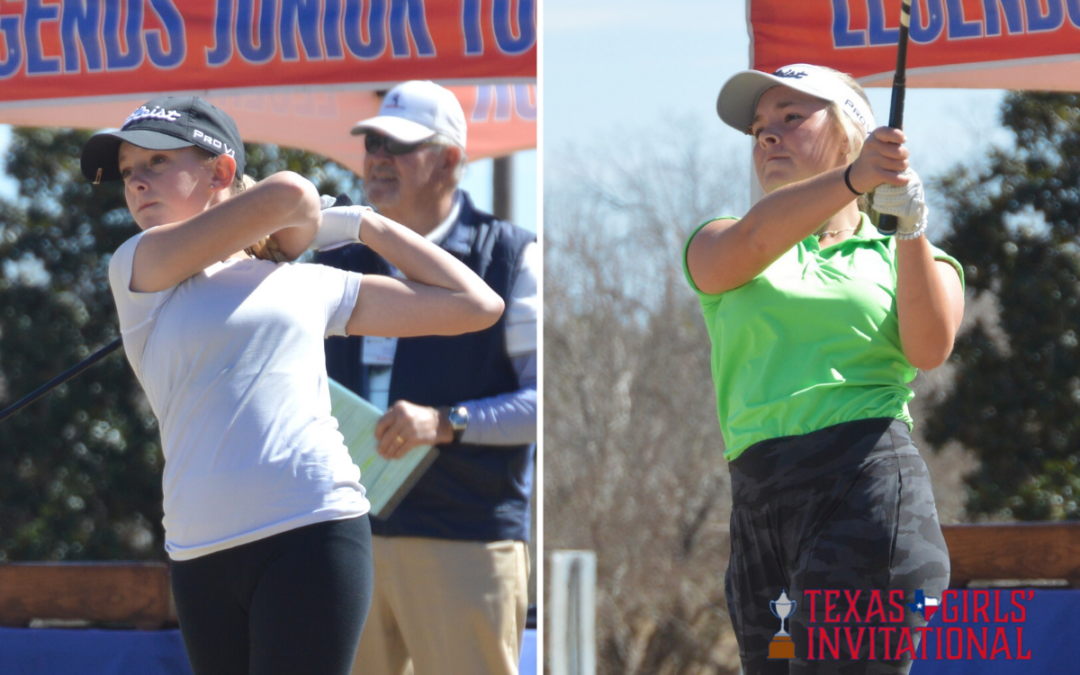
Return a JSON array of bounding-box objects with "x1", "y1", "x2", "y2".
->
[
  {"x1": 171, "y1": 516, "x2": 374, "y2": 675},
  {"x1": 725, "y1": 419, "x2": 950, "y2": 675}
]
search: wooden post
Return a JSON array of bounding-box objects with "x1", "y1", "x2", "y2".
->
[
  {"x1": 941, "y1": 522, "x2": 1080, "y2": 588},
  {"x1": 0, "y1": 562, "x2": 174, "y2": 629}
]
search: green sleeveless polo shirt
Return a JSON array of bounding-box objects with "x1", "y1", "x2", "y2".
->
[{"x1": 682, "y1": 214, "x2": 964, "y2": 461}]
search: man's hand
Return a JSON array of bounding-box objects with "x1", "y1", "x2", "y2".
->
[{"x1": 375, "y1": 400, "x2": 454, "y2": 459}]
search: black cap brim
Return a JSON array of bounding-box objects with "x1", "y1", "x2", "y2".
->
[{"x1": 80, "y1": 129, "x2": 194, "y2": 182}]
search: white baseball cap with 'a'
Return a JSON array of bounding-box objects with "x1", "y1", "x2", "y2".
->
[
  {"x1": 351, "y1": 80, "x2": 467, "y2": 148},
  {"x1": 717, "y1": 64, "x2": 876, "y2": 136}
]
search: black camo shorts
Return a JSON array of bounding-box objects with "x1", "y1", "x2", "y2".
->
[{"x1": 725, "y1": 418, "x2": 950, "y2": 675}]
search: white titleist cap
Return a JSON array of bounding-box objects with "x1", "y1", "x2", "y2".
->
[
  {"x1": 717, "y1": 64, "x2": 876, "y2": 136},
  {"x1": 351, "y1": 80, "x2": 467, "y2": 148}
]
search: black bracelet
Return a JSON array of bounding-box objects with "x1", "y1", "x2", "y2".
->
[{"x1": 844, "y1": 164, "x2": 863, "y2": 196}]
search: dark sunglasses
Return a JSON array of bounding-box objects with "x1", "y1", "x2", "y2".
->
[{"x1": 364, "y1": 133, "x2": 433, "y2": 156}]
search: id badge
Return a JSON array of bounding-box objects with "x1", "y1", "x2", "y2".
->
[{"x1": 362, "y1": 336, "x2": 398, "y2": 366}]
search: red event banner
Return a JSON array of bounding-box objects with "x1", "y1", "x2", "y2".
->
[
  {"x1": 0, "y1": 1, "x2": 536, "y2": 164},
  {"x1": 750, "y1": 0, "x2": 1080, "y2": 90},
  {"x1": 0, "y1": 0, "x2": 536, "y2": 103},
  {"x1": 0, "y1": 84, "x2": 536, "y2": 173}
]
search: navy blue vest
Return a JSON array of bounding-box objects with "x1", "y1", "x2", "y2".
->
[{"x1": 317, "y1": 193, "x2": 535, "y2": 542}]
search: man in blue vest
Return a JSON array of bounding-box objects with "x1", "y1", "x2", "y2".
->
[{"x1": 318, "y1": 80, "x2": 537, "y2": 675}]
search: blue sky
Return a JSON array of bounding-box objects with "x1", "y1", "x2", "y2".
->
[
  {"x1": 544, "y1": 0, "x2": 1013, "y2": 189},
  {"x1": 460, "y1": 151, "x2": 537, "y2": 233}
]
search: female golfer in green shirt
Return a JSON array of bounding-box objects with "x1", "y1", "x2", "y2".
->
[{"x1": 684, "y1": 64, "x2": 964, "y2": 674}]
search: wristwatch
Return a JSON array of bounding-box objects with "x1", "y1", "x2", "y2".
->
[{"x1": 448, "y1": 405, "x2": 469, "y2": 444}]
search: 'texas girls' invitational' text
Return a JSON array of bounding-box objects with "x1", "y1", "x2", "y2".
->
[{"x1": 801, "y1": 589, "x2": 1033, "y2": 661}]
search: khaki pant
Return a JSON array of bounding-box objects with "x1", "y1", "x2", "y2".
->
[{"x1": 352, "y1": 536, "x2": 530, "y2": 675}]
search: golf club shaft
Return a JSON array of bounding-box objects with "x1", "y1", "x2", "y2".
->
[
  {"x1": 0, "y1": 338, "x2": 123, "y2": 424},
  {"x1": 877, "y1": 0, "x2": 912, "y2": 236}
]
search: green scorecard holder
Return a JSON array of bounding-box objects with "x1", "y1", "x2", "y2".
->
[{"x1": 328, "y1": 378, "x2": 439, "y2": 520}]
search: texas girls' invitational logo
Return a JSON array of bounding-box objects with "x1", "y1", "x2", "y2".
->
[{"x1": 767, "y1": 588, "x2": 1034, "y2": 661}]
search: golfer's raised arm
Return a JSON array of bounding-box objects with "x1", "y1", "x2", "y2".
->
[
  {"x1": 344, "y1": 208, "x2": 504, "y2": 337},
  {"x1": 131, "y1": 171, "x2": 320, "y2": 293}
]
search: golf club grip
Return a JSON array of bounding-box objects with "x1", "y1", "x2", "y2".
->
[
  {"x1": 878, "y1": 0, "x2": 912, "y2": 236},
  {"x1": 0, "y1": 337, "x2": 123, "y2": 424}
]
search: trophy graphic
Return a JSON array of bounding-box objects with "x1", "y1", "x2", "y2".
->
[{"x1": 768, "y1": 589, "x2": 796, "y2": 659}]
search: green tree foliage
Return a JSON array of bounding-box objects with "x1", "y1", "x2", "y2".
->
[
  {"x1": 926, "y1": 93, "x2": 1080, "y2": 521},
  {"x1": 0, "y1": 127, "x2": 364, "y2": 561}
]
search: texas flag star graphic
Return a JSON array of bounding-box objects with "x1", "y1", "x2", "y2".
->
[{"x1": 907, "y1": 589, "x2": 940, "y2": 621}]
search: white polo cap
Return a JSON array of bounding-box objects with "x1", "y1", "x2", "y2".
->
[
  {"x1": 717, "y1": 64, "x2": 876, "y2": 136},
  {"x1": 351, "y1": 80, "x2": 467, "y2": 148}
]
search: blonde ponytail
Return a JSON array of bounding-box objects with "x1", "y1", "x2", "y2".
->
[
  {"x1": 237, "y1": 175, "x2": 290, "y2": 262},
  {"x1": 233, "y1": 173, "x2": 257, "y2": 195},
  {"x1": 819, "y1": 69, "x2": 875, "y2": 215},
  {"x1": 245, "y1": 236, "x2": 288, "y2": 263}
]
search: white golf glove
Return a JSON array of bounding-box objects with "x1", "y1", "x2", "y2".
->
[
  {"x1": 310, "y1": 203, "x2": 373, "y2": 251},
  {"x1": 872, "y1": 168, "x2": 928, "y2": 239}
]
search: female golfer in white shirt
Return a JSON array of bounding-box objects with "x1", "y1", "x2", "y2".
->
[{"x1": 81, "y1": 96, "x2": 503, "y2": 675}]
